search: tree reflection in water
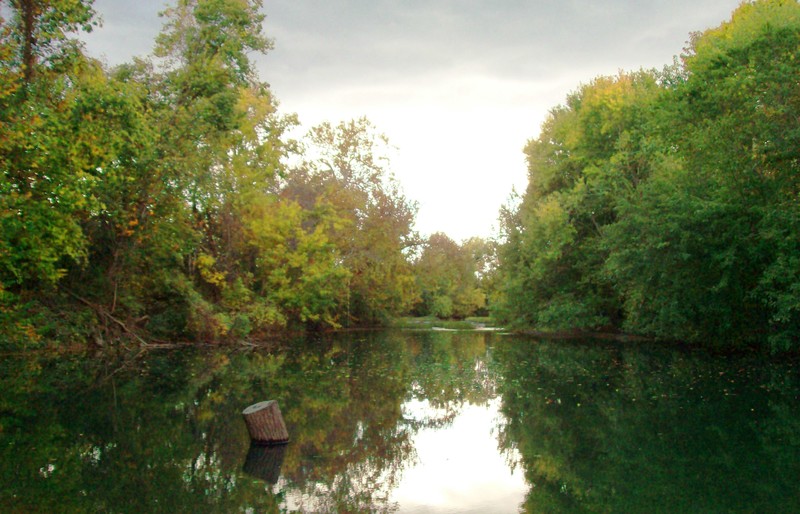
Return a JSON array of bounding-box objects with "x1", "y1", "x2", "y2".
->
[
  {"x1": 494, "y1": 338, "x2": 800, "y2": 513},
  {"x1": 3, "y1": 333, "x2": 797, "y2": 512},
  {"x1": 0, "y1": 331, "x2": 508, "y2": 513},
  {"x1": 277, "y1": 330, "x2": 507, "y2": 512}
]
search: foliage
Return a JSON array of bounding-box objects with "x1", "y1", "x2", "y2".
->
[
  {"x1": 495, "y1": 71, "x2": 660, "y2": 331},
  {"x1": 0, "y1": 0, "x2": 422, "y2": 345},
  {"x1": 246, "y1": 197, "x2": 349, "y2": 328},
  {"x1": 411, "y1": 233, "x2": 492, "y2": 319},
  {"x1": 496, "y1": 0, "x2": 800, "y2": 350},
  {"x1": 5, "y1": 0, "x2": 800, "y2": 350},
  {"x1": 282, "y1": 117, "x2": 420, "y2": 326}
]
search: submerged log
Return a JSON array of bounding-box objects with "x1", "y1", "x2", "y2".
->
[
  {"x1": 242, "y1": 400, "x2": 289, "y2": 445},
  {"x1": 242, "y1": 443, "x2": 287, "y2": 484}
]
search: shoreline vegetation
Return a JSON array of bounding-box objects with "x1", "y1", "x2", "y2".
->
[
  {"x1": 1, "y1": 0, "x2": 799, "y2": 353},
  {"x1": 491, "y1": 0, "x2": 800, "y2": 354},
  {"x1": 391, "y1": 316, "x2": 499, "y2": 331}
]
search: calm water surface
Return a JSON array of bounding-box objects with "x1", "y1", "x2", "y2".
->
[{"x1": 1, "y1": 331, "x2": 799, "y2": 512}]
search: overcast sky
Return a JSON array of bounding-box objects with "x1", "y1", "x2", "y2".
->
[{"x1": 83, "y1": 0, "x2": 743, "y2": 241}]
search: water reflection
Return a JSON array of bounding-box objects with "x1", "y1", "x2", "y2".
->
[
  {"x1": 391, "y1": 398, "x2": 525, "y2": 513},
  {"x1": 0, "y1": 331, "x2": 512, "y2": 513},
  {"x1": 275, "y1": 330, "x2": 514, "y2": 513},
  {"x1": 494, "y1": 339, "x2": 800, "y2": 513},
  {"x1": 243, "y1": 444, "x2": 287, "y2": 484},
  {"x1": 1, "y1": 332, "x2": 799, "y2": 512}
]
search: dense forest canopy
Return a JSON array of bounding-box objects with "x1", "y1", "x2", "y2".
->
[
  {"x1": 493, "y1": 0, "x2": 800, "y2": 352},
  {"x1": 0, "y1": 0, "x2": 429, "y2": 344},
  {"x1": 1, "y1": 0, "x2": 798, "y2": 352}
]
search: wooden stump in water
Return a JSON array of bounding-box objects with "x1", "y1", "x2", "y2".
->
[{"x1": 242, "y1": 400, "x2": 289, "y2": 445}]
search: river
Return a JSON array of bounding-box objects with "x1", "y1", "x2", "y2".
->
[{"x1": 1, "y1": 330, "x2": 798, "y2": 512}]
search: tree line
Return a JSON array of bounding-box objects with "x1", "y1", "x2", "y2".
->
[
  {"x1": 0, "y1": 0, "x2": 491, "y2": 346},
  {"x1": 493, "y1": 0, "x2": 800, "y2": 352},
  {"x1": 4, "y1": 0, "x2": 798, "y2": 352}
]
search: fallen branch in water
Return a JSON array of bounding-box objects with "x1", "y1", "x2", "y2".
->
[{"x1": 67, "y1": 291, "x2": 149, "y2": 347}]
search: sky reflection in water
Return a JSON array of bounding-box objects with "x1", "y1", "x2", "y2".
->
[
  {"x1": 281, "y1": 397, "x2": 525, "y2": 513},
  {"x1": 390, "y1": 398, "x2": 526, "y2": 513}
]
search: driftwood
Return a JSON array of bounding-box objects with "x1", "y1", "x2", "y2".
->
[
  {"x1": 242, "y1": 400, "x2": 289, "y2": 445},
  {"x1": 68, "y1": 290, "x2": 148, "y2": 346}
]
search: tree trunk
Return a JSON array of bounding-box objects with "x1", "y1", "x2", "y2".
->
[
  {"x1": 18, "y1": 0, "x2": 38, "y2": 84},
  {"x1": 242, "y1": 400, "x2": 289, "y2": 445}
]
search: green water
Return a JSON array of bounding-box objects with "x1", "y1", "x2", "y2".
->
[{"x1": 1, "y1": 331, "x2": 798, "y2": 513}]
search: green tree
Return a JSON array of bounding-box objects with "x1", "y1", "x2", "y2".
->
[
  {"x1": 1, "y1": 0, "x2": 432, "y2": 345},
  {"x1": 605, "y1": 0, "x2": 800, "y2": 348},
  {"x1": 494, "y1": 0, "x2": 800, "y2": 349},
  {"x1": 4, "y1": 0, "x2": 97, "y2": 85},
  {"x1": 287, "y1": 118, "x2": 420, "y2": 326},
  {"x1": 495, "y1": 71, "x2": 661, "y2": 331},
  {"x1": 134, "y1": 0, "x2": 296, "y2": 340},
  {"x1": 245, "y1": 197, "x2": 350, "y2": 329},
  {"x1": 412, "y1": 233, "x2": 487, "y2": 319},
  {"x1": 0, "y1": 0, "x2": 103, "y2": 343}
]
